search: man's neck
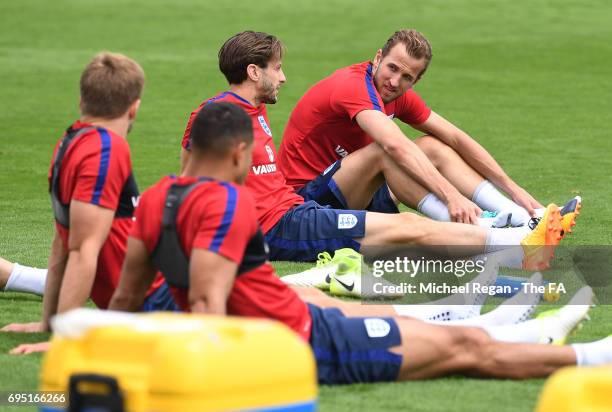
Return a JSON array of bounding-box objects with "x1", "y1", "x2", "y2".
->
[
  {"x1": 228, "y1": 84, "x2": 260, "y2": 107},
  {"x1": 182, "y1": 156, "x2": 237, "y2": 183},
  {"x1": 80, "y1": 115, "x2": 129, "y2": 138}
]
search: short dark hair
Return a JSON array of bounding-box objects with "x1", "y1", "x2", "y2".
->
[
  {"x1": 218, "y1": 31, "x2": 284, "y2": 85},
  {"x1": 190, "y1": 102, "x2": 253, "y2": 155},
  {"x1": 80, "y1": 52, "x2": 144, "y2": 119}
]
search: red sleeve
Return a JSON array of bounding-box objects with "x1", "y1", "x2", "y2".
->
[
  {"x1": 395, "y1": 89, "x2": 431, "y2": 125},
  {"x1": 329, "y1": 68, "x2": 384, "y2": 120},
  {"x1": 192, "y1": 184, "x2": 257, "y2": 263},
  {"x1": 71, "y1": 131, "x2": 130, "y2": 211},
  {"x1": 182, "y1": 104, "x2": 205, "y2": 151}
]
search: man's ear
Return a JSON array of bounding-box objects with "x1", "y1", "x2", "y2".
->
[
  {"x1": 128, "y1": 99, "x2": 141, "y2": 119},
  {"x1": 246, "y1": 64, "x2": 260, "y2": 82},
  {"x1": 233, "y1": 141, "x2": 248, "y2": 166},
  {"x1": 372, "y1": 49, "x2": 383, "y2": 70}
]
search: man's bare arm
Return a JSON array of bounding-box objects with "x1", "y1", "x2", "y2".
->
[
  {"x1": 108, "y1": 237, "x2": 158, "y2": 312},
  {"x1": 189, "y1": 249, "x2": 237, "y2": 315},
  {"x1": 356, "y1": 109, "x2": 481, "y2": 223},
  {"x1": 55, "y1": 200, "x2": 114, "y2": 316}
]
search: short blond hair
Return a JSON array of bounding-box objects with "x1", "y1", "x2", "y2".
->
[
  {"x1": 80, "y1": 52, "x2": 145, "y2": 119},
  {"x1": 382, "y1": 30, "x2": 432, "y2": 78}
]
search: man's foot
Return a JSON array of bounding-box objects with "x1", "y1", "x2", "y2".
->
[
  {"x1": 521, "y1": 204, "x2": 563, "y2": 271},
  {"x1": 559, "y1": 196, "x2": 582, "y2": 237},
  {"x1": 530, "y1": 196, "x2": 582, "y2": 238},
  {"x1": 497, "y1": 272, "x2": 543, "y2": 324},
  {"x1": 329, "y1": 250, "x2": 405, "y2": 299},
  {"x1": 537, "y1": 286, "x2": 593, "y2": 345},
  {"x1": 281, "y1": 252, "x2": 337, "y2": 290}
]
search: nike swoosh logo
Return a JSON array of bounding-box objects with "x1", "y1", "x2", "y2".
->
[{"x1": 335, "y1": 278, "x2": 355, "y2": 291}]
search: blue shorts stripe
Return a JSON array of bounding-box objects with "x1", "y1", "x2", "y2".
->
[
  {"x1": 91, "y1": 128, "x2": 111, "y2": 205},
  {"x1": 365, "y1": 64, "x2": 382, "y2": 111},
  {"x1": 210, "y1": 183, "x2": 237, "y2": 252}
]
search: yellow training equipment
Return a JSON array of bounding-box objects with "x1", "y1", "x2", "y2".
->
[
  {"x1": 39, "y1": 310, "x2": 317, "y2": 412},
  {"x1": 536, "y1": 366, "x2": 612, "y2": 412}
]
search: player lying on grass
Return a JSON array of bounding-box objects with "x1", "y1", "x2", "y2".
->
[
  {"x1": 278, "y1": 28, "x2": 581, "y2": 230},
  {"x1": 0, "y1": 52, "x2": 178, "y2": 349},
  {"x1": 179, "y1": 31, "x2": 565, "y2": 267},
  {"x1": 111, "y1": 102, "x2": 611, "y2": 384}
]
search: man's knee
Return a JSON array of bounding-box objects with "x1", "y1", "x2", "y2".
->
[
  {"x1": 449, "y1": 327, "x2": 494, "y2": 368},
  {"x1": 349, "y1": 143, "x2": 385, "y2": 167},
  {"x1": 414, "y1": 135, "x2": 455, "y2": 167},
  {"x1": 392, "y1": 212, "x2": 432, "y2": 243}
]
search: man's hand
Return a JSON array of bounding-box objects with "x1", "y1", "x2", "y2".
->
[
  {"x1": 446, "y1": 193, "x2": 482, "y2": 224},
  {"x1": 9, "y1": 341, "x2": 51, "y2": 355},
  {"x1": 1, "y1": 322, "x2": 43, "y2": 333},
  {"x1": 510, "y1": 186, "x2": 543, "y2": 217}
]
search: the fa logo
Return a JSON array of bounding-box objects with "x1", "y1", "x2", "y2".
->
[
  {"x1": 258, "y1": 115, "x2": 273, "y2": 137},
  {"x1": 265, "y1": 145, "x2": 275, "y2": 162},
  {"x1": 338, "y1": 213, "x2": 358, "y2": 229},
  {"x1": 364, "y1": 318, "x2": 391, "y2": 338}
]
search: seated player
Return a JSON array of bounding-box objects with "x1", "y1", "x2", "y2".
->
[
  {"x1": 112, "y1": 102, "x2": 611, "y2": 384},
  {"x1": 179, "y1": 31, "x2": 564, "y2": 267},
  {"x1": 2, "y1": 52, "x2": 177, "y2": 353},
  {"x1": 277, "y1": 29, "x2": 580, "y2": 230}
]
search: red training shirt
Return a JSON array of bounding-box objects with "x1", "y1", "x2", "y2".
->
[
  {"x1": 131, "y1": 175, "x2": 313, "y2": 340},
  {"x1": 49, "y1": 121, "x2": 164, "y2": 308}
]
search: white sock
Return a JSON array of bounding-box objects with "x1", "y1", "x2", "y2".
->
[
  {"x1": 4, "y1": 263, "x2": 47, "y2": 295},
  {"x1": 417, "y1": 193, "x2": 451, "y2": 221},
  {"x1": 472, "y1": 181, "x2": 531, "y2": 226},
  {"x1": 418, "y1": 193, "x2": 513, "y2": 228},
  {"x1": 393, "y1": 304, "x2": 480, "y2": 322},
  {"x1": 480, "y1": 318, "x2": 543, "y2": 343},
  {"x1": 571, "y1": 337, "x2": 612, "y2": 366},
  {"x1": 485, "y1": 227, "x2": 531, "y2": 251}
]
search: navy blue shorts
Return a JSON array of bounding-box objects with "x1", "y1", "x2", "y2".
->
[
  {"x1": 297, "y1": 160, "x2": 399, "y2": 214},
  {"x1": 140, "y1": 281, "x2": 180, "y2": 312},
  {"x1": 308, "y1": 304, "x2": 402, "y2": 384},
  {"x1": 265, "y1": 201, "x2": 366, "y2": 262}
]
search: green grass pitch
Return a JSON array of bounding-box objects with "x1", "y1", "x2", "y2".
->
[{"x1": 1, "y1": 0, "x2": 611, "y2": 411}]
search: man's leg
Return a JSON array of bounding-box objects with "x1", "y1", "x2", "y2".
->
[
  {"x1": 266, "y1": 201, "x2": 562, "y2": 270},
  {"x1": 415, "y1": 136, "x2": 532, "y2": 225},
  {"x1": 0, "y1": 257, "x2": 46, "y2": 295},
  {"x1": 391, "y1": 318, "x2": 578, "y2": 380},
  {"x1": 329, "y1": 143, "x2": 508, "y2": 226}
]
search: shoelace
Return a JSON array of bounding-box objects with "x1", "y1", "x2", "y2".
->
[
  {"x1": 316, "y1": 251, "x2": 333, "y2": 267},
  {"x1": 528, "y1": 217, "x2": 540, "y2": 230}
]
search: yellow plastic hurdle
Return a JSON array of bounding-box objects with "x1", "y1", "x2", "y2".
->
[
  {"x1": 39, "y1": 309, "x2": 317, "y2": 412},
  {"x1": 536, "y1": 365, "x2": 612, "y2": 412}
]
